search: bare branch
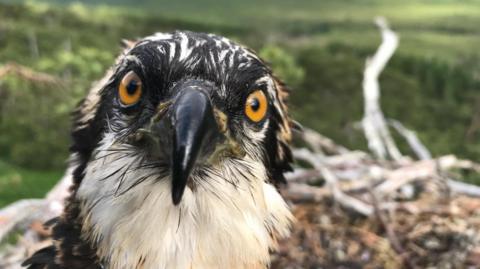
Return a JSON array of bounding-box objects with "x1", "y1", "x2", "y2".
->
[
  {"x1": 284, "y1": 182, "x2": 329, "y2": 202},
  {"x1": 300, "y1": 127, "x2": 349, "y2": 155},
  {"x1": 375, "y1": 155, "x2": 457, "y2": 195},
  {"x1": 362, "y1": 17, "x2": 402, "y2": 160},
  {"x1": 293, "y1": 148, "x2": 374, "y2": 216},
  {"x1": 0, "y1": 199, "x2": 47, "y2": 243},
  {"x1": 389, "y1": 119, "x2": 432, "y2": 160},
  {"x1": 448, "y1": 179, "x2": 480, "y2": 197},
  {"x1": 0, "y1": 62, "x2": 62, "y2": 85},
  {"x1": 0, "y1": 170, "x2": 71, "y2": 243}
]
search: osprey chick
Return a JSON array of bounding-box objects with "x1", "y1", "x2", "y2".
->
[{"x1": 24, "y1": 31, "x2": 294, "y2": 269}]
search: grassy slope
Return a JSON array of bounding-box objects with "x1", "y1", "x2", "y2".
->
[
  {"x1": 0, "y1": 160, "x2": 63, "y2": 207},
  {"x1": 3, "y1": 0, "x2": 479, "y2": 62},
  {"x1": 15, "y1": 0, "x2": 480, "y2": 61}
]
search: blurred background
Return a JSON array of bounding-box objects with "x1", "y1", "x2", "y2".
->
[{"x1": 1, "y1": 0, "x2": 480, "y2": 207}]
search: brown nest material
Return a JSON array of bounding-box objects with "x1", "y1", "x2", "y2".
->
[{"x1": 272, "y1": 191, "x2": 480, "y2": 269}]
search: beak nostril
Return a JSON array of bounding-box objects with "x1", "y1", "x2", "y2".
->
[
  {"x1": 213, "y1": 108, "x2": 228, "y2": 134},
  {"x1": 151, "y1": 100, "x2": 173, "y2": 123}
]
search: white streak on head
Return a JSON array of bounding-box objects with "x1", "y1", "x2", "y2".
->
[
  {"x1": 178, "y1": 32, "x2": 193, "y2": 62},
  {"x1": 196, "y1": 39, "x2": 207, "y2": 46},
  {"x1": 209, "y1": 51, "x2": 216, "y2": 69},
  {"x1": 242, "y1": 119, "x2": 270, "y2": 162},
  {"x1": 218, "y1": 49, "x2": 229, "y2": 63},
  {"x1": 124, "y1": 55, "x2": 142, "y2": 66},
  {"x1": 255, "y1": 76, "x2": 286, "y2": 121},
  {"x1": 144, "y1": 32, "x2": 173, "y2": 42},
  {"x1": 116, "y1": 55, "x2": 144, "y2": 74},
  {"x1": 238, "y1": 62, "x2": 248, "y2": 69},
  {"x1": 214, "y1": 39, "x2": 223, "y2": 48},
  {"x1": 157, "y1": 45, "x2": 166, "y2": 55},
  {"x1": 218, "y1": 84, "x2": 227, "y2": 98},
  {"x1": 228, "y1": 50, "x2": 236, "y2": 68},
  {"x1": 168, "y1": 42, "x2": 176, "y2": 63}
]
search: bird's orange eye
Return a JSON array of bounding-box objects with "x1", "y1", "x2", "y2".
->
[
  {"x1": 245, "y1": 90, "x2": 268, "y2": 122},
  {"x1": 118, "y1": 71, "x2": 142, "y2": 106}
]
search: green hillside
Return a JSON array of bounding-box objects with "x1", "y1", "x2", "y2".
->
[{"x1": 1, "y1": 0, "x2": 480, "y2": 204}]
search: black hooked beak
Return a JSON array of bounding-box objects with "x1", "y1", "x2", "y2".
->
[{"x1": 163, "y1": 84, "x2": 220, "y2": 205}]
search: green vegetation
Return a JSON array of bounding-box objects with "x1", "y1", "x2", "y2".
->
[
  {"x1": 0, "y1": 160, "x2": 62, "y2": 207},
  {"x1": 1, "y1": 0, "x2": 480, "y2": 202}
]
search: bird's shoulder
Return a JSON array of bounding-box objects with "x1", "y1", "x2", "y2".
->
[{"x1": 22, "y1": 209, "x2": 102, "y2": 269}]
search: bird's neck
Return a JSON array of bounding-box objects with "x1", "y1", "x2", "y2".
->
[{"x1": 76, "y1": 158, "x2": 293, "y2": 269}]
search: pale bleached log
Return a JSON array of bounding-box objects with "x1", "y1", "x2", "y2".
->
[
  {"x1": 322, "y1": 150, "x2": 369, "y2": 167},
  {"x1": 285, "y1": 182, "x2": 330, "y2": 202},
  {"x1": 375, "y1": 155, "x2": 457, "y2": 194},
  {"x1": 44, "y1": 168, "x2": 72, "y2": 214},
  {"x1": 448, "y1": 179, "x2": 480, "y2": 197},
  {"x1": 0, "y1": 169, "x2": 71, "y2": 244},
  {"x1": 285, "y1": 168, "x2": 321, "y2": 184},
  {"x1": 0, "y1": 62, "x2": 61, "y2": 85},
  {"x1": 293, "y1": 148, "x2": 374, "y2": 216},
  {"x1": 300, "y1": 127, "x2": 349, "y2": 155},
  {"x1": 0, "y1": 244, "x2": 28, "y2": 269},
  {"x1": 389, "y1": 119, "x2": 432, "y2": 160},
  {"x1": 361, "y1": 17, "x2": 402, "y2": 160},
  {"x1": 0, "y1": 199, "x2": 47, "y2": 243}
]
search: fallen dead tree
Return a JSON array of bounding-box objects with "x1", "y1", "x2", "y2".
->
[
  {"x1": 0, "y1": 62, "x2": 62, "y2": 85},
  {"x1": 2, "y1": 18, "x2": 480, "y2": 269}
]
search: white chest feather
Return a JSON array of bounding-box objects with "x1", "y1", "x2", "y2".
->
[{"x1": 77, "y1": 149, "x2": 293, "y2": 269}]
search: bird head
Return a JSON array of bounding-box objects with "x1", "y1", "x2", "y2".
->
[{"x1": 70, "y1": 31, "x2": 294, "y2": 268}]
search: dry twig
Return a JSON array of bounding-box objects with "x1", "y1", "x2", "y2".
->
[{"x1": 0, "y1": 62, "x2": 61, "y2": 85}]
